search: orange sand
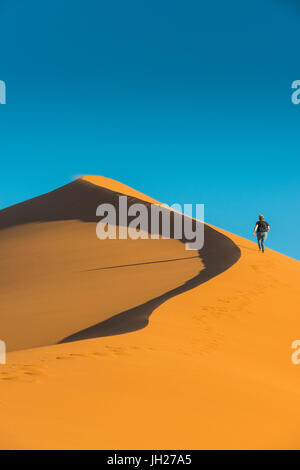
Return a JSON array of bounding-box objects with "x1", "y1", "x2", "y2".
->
[{"x1": 0, "y1": 176, "x2": 300, "y2": 449}]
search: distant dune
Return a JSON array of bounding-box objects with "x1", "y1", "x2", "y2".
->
[{"x1": 0, "y1": 176, "x2": 299, "y2": 449}]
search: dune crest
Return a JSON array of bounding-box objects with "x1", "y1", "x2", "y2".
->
[{"x1": 80, "y1": 175, "x2": 161, "y2": 204}]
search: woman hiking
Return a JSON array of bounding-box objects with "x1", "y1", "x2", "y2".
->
[{"x1": 253, "y1": 214, "x2": 270, "y2": 253}]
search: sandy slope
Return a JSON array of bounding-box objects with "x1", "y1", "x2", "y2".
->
[{"x1": 0, "y1": 176, "x2": 300, "y2": 449}]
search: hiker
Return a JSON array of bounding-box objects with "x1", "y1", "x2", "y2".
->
[{"x1": 253, "y1": 214, "x2": 270, "y2": 253}]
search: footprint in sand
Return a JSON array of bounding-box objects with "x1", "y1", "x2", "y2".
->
[
  {"x1": 104, "y1": 346, "x2": 131, "y2": 356},
  {"x1": 0, "y1": 365, "x2": 47, "y2": 383}
]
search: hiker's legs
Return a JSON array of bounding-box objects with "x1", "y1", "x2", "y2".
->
[
  {"x1": 261, "y1": 232, "x2": 268, "y2": 252},
  {"x1": 257, "y1": 233, "x2": 262, "y2": 250}
]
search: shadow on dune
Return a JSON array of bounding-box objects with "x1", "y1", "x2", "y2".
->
[
  {"x1": 80, "y1": 255, "x2": 200, "y2": 272},
  {"x1": 0, "y1": 179, "x2": 132, "y2": 230},
  {"x1": 0, "y1": 179, "x2": 241, "y2": 344},
  {"x1": 61, "y1": 223, "x2": 240, "y2": 342}
]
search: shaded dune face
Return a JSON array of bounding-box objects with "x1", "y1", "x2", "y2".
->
[{"x1": 0, "y1": 179, "x2": 240, "y2": 351}]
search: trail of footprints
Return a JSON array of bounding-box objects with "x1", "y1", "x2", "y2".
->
[
  {"x1": 197, "y1": 283, "x2": 274, "y2": 319},
  {"x1": 0, "y1": 345, "x2": 156, "y2": 383},
  {"x1": 0, "y1": 364, "x2": 48, "y2": 383},
  {"x1": 0, "y1": 284, "x2": 278, "y2": 384}
]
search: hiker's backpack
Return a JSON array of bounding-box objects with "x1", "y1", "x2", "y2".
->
[{"x1": 259, "y1": 221, "x2": 269, "y2": 232}]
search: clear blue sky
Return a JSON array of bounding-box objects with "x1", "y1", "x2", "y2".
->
[{"x1": 0, "y1": 0, "x2": 299, "y2": 259}]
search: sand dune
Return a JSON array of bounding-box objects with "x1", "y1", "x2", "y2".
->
[
  {"x1": 0, "y1": 176, "x2": 299, "y2": 449},
  {"x1": 0, "y1": 177, "x2": 238, "y2": 351}
]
